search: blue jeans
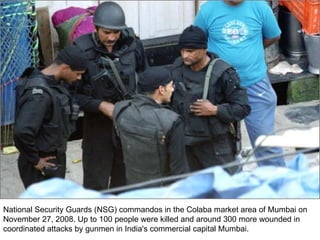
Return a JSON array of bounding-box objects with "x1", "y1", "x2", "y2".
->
[{"x1": 245, "y1": 75, "x2": 286, "y2": 167}]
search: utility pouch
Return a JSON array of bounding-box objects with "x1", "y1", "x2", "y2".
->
[
  {"x1": 71, "y1": 103, "x2": 80, "y2": 121},
  {"x1": 184, "y1": 105, "x2": 212, "y2": 145}
]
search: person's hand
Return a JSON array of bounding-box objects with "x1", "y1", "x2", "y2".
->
[
  {"x1": 34, "y1": 156, "x2": 56, "y2": 171},
  {"x1": 190, "y1": 99, "x2": 217, "y2": 116},
  {"x1": 99, "y1": 101, "x2": 114, "y2": 119}
]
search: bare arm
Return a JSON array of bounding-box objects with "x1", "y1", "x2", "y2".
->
[
  {"x1": 263, "y1": 36, "x2": 280, "y2": 48},
  {"x1": 99, "y1": 101, "x2": 114, "y2": 119}
]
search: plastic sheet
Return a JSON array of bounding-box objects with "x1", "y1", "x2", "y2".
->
[{"x1": 20, "y1": 153, "x2": 319, "y2": 199}]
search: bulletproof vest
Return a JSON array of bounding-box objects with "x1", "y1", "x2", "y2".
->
[
  {"x1": 171, "y1": 55, "x2": 231, "y2": 143},
  {"x1": 16, "y1": 71, "x2": 77, "y2": 153},
  {"x1": 113, "y1": 95, "x2": 179, "y2": 185},
  {"x1": 74, "y1": 28, "x2": 138, "y2": 102}
]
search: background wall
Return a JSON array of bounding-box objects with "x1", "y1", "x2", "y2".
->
[{"x1": 35, "y1": 0, "x2": 198, "y2": 57}]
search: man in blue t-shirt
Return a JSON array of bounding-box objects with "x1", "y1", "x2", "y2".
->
[{"x1": 195, "y1": 0, "x2": 285, "y2": 166}]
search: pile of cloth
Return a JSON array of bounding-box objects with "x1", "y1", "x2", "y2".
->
[
  {"x1": 268, "y1": 61, "x2": 303, "y2": 75},
  {"x1": 51, "y1": 6, "x2": 96, "y2": 48}
]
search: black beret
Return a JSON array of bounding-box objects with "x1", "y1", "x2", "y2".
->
[
  {"x1": 138, "y1": 66, "x2": 171, "y2": 92},
  {"x1": 56, "y1": 45, "x2": 88, "y2": 71},
  {"x1": 178, "y1": 25, "x2": 208, "y2": 49}
]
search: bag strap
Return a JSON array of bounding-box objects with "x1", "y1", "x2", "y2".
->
[
  {"x1": 113, "y1": 100, "x2": 131, "y2": 136},
  {"x1": 68, "y1": 13, "x2": 90, "y2": 44},
  {"x1": 202, "y1": 58, "x2": 220, "y2": 99}
]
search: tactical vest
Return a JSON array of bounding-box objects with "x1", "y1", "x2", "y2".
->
[
  {"x1": 74, "y1": 28, "x2": 138, "y2": 102},
  {"x1": 16, "y1": 72, "x2": 77, "y2": 153},
  {"x1": 171, "y1": 55, "x2": 232, "y2": 144},
  {"x1": 113, "y1": 95, "x2": 179, "y2": 185}
]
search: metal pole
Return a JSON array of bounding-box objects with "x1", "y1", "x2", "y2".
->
[{"x1": 194, "y1": 0, "x2": 199, "y2": 16}]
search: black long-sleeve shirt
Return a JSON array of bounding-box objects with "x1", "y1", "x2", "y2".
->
[{"x1": 14, "y1": 75, "x2": 54, "y2": 164}]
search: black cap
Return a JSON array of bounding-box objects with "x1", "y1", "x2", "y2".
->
[
  {"x1": 138, "y1": 66, "x2": 171, "y2": 92},
  {"x1": 56, "y1": 45, "x2": 88, "y2": 71},
  {"x1": 178, "y1": 25, "x2": 208, "y2": 49}
]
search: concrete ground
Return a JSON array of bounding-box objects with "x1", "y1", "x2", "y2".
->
[{"x1": 0, "y1": 100, "x2": 319, "y2": 198}]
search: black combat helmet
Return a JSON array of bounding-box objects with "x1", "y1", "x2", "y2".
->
[{"x1": 93, "y1": 1, "x2": 126, "y2": 30}]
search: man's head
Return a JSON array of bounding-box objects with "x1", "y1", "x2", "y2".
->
[
  {"x1": 224, "y1": 0, "x2": 244, "y2": 6},
  {"x1": 138, "y1": 66, "x2": 175, "y2": 104},
  {"x1": 93, "y1": 1, "x2": 126, "y2": 51},
  {"x1": 178, "y1": 25, "x2": 208, "y2": 69},
  {"x1": 55, "y1": 45, "x2": 88, "y2": 84}
]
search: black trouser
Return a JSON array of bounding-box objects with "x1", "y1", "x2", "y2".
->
[
  {"x1": 186, "y1": 133, "x2": 238, "y2": 174},
  {"x1": 82, "y1": 113, "x2": 126, "y2": 190}
]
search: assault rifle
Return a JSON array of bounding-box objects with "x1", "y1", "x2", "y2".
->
[{"x1": 92, "y1": 56, "x2": 131, "y2": 101}]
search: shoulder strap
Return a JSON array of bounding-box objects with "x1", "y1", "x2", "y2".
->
[
  {"x1": 20, "y1": 76, "x2": 58, "y2": 123},
  {"x1": 68, "y1": 13, "x2": 90, "y2": 44},
  {"x1": 24, "y1": 77, "x2": 53, "y2": 96},
  {"x1": 202, "y1": 58, "x2": 220, "y2": 99}
]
